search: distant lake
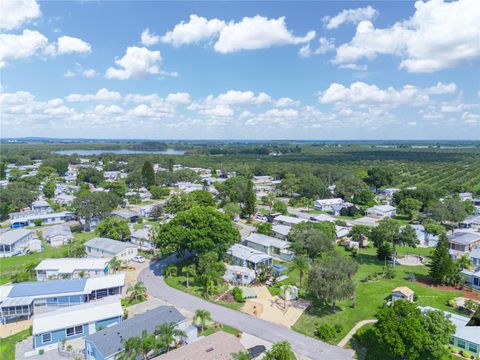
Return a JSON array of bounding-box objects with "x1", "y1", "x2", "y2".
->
[{"x1": 53, "y1": 149, "x2": 185, "y2": 156}]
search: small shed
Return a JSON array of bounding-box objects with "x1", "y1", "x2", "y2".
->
[
  {"x1": 392, "y1": 286, "x2": 414, "y2": 302},
  {"x1": 279, "y1": 285, "x2": 298, "y2": 301}
]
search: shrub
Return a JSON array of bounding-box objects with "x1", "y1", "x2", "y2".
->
[
  {"x1": 315, "y1": 323, "x2": 336, "y2": 341},
  {"x1": 384, "y1": 266, "x2": 396, "y2": 279},
  {"x1": 67, "y1": 345, "x2": 73, "y2": 351},
  {"x1": 232, "y1": 286, "x2": 244, "y2": 303},
  {"x1": 39, "y1": 349, "x2": 44, "y2": 355},
  {"x1": 334, "y1": 324, "x2": 343, "y2": 334},
  {"x1": 137, "y1": 217, "x2": 143, "y2": 224},
  {"x1": 34, "y1": 219, "x2": 43, "y2": 227},
  {"x1": 447, "y1": 299, "x2": 456, "y2": 308}
]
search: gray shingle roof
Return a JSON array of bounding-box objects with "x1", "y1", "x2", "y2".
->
[
  {"x1": 85, "y1": 306, "x2": 186, "y2": 358},
  {"x1": 84, "y1": 237, "x2": 134, "y2": 254},
  {"x1": 448, "y1": 231, "x2": 480, "y2": 246}
]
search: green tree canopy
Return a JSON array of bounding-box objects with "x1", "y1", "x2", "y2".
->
[
  {"x1": 155, "y1": 206, "x2": 240, "y2": 257},
  {"x1": 96, "y1": 217, "x2": 131, "y2": 241},
  {"x1": 141, "y1": 161, "x2": 155, "y2": 187}
]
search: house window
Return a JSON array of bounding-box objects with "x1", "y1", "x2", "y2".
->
[
  {"x1": 449, "y1": 337, "x2": 455, "y2": 345},
  {"x1": 457, "y1": 339, "x2": 466, "y2": 349},
  {"x1": 468, "y1": 343, "x2": 478, "y2": 353},
  {"x1": 41, "y1": 333, "x2": 52, "y2": 343},
  {"x1": 66, "y1": 325, "x2": 83, "y2": 337}
]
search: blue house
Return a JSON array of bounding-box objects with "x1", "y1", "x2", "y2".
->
[
  {"x1": 85, "y1": 305, "x2": 196, "y2": 360},
  {"x1": 32, "y1": 297, "x2": 123, "y2": 352},
  {"x1": 0, "y1": 274, "x2": 125, "y2": 324}
]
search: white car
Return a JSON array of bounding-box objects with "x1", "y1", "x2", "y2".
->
[{"x1": 132, "y1": 256, "x2": 145, "y2": 263}]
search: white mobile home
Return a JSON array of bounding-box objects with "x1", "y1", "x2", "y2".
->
[
  {"x1": 85, "y1": 237, "x2": 138, "y2": 261},
  {"x1": 0, "y1": 229, "x2": 34, "y2": 257},
  {"x1": 35, "y1": 258, "x2": 111, "y2": 281}
]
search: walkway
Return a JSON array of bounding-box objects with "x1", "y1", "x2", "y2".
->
[
  {"x1": 337, "y1": 319, "x2": 377, "y2": 348},
  {"x1": 139, "y1": 256, "x2": 354, "y2": 360}
]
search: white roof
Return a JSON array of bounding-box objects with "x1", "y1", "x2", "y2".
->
[
  {"x1": 369, "y1": 205, "x2": 396, "y2": 213},
  {"x1": 315, "y1": 198, "x2": 344, "y2": 206},
  {"x1": 32, "y1": 297, "x2": 123, "y2": 334},
  {"x1": 32, "y1": 200, "x2": 50, "y2": 208},
  {"x1": 346, "y1": 217, "x2": 380, "y2": 227},
  {"x1": 272, "y1": 224, "x2": 291, "y2": 237},
  {"x1": 0, "y1": 229, "x2": 33, "y2": 245},
  {"x1": 42, "y1": 224, "x2": 72, "y2": 238},
  {"x1": 228, "y1": 244, "x2": 272, "y2": 264},
  {"x1": 35, "y1": 258, "x2": 111, "y2": 274},
  {"x1": 274, "y1": 215, "x2": 306, "y2": 225},
  {"x1": 225, "y1": 264, "x2": 255, "y2": 276},
  {"x1": 310, "y1": 214, "x2": 337, "y2": 223},
  {"x1": 84, "y1": 273, "x2": 125, "y2": 293},
  {"x1": 11, "y1": 211, "x2": 71, "y2": 223},
  {"x1": 85, "y1": 237, "x2": 135, "y2": 255},
  {"x1": 245, "y1": 233, "x2": 290, "y2": 250}
]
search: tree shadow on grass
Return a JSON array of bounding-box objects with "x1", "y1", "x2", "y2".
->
[{"x1": 303, "y1": 298, "x2": 344, "y2": 317}]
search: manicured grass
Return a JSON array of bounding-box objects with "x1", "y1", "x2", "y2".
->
[
  {"x1": 0, "y1": 231, "x2": 96, "y2": 285},
  {"x1": 0, "y1": 327, "x2": 32, "y2": 360},
  {"x1": 392, "y1": 215, "x2": 412, "y2": 225},
  {"x1": 292, "y1": 246, "x2": 462, "y2": 345}
]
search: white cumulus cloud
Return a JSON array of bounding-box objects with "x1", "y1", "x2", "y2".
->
[
  {"x1": 66, "y1": 88, "x2": 122, "y2": 102},
  {"x1": 0, "y1": 0, "x2": 41, "y2": 30},
  {"x1": 106, "y1": 46, "x2": 161, "y2": 80},
  {"x1": 214, "y1": 16, "x2": 315, "y2": 53},
  {"x1": 0, "y1": 29, "x2": 48, "y2": 68},
  {"x1": 299, "y1": 37, "x2": 335, "y2": 58},
  {"x1": 324, "y1": 6, "x2": 378, "y2": 30},
  {"x1": 333, "y1": 0, "x2": 480, "y2": 73},
  {"x1": 166, "y1": 92, "x2": 191, "y2": 105},
  {"x1": 141, "y1": 29, "x2": 160, "y2": 47},
  {"x1": 161, "y1": 15, "x2": 225, "y2": 46},
  {"x1": 56, "y1": 36, "x2": 91, "y2": 55}
]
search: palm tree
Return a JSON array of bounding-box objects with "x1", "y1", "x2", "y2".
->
[
  {"x1": 263, "y1": 341, "x2": 296, "y2": 360},
  {"x1": 231, "y1": 351, "x2": 250, "y2": 360},
  {"x1": 155, "y1": 322, "x2": 186, "y2": 353},
  {"x1": 182, "y1": 264, "x2": 196, "y2": 288},
  {"x1": 193, "y1": 309, "x2": 212, "y2": 334},
  {"x1": 109, "y1": 257, "x2": 122, "y2": 274},
  {"x1": 457, "y1": 254, "x2": 471, "y2": 270},
  {"x1": 138, "y1": 330, "x2": 155, "y2": 360},
  {"x1": 164, "y1": 265, "x2": 177, "y2": 277},
  {"x1": 290, "y1": 255, "x2": 310, "y2": 287},
  {"x1": 115, "y1": 336, "x2": 141, "y2": 360},
  {"x1": 127, "y1": 281, "x2": 147, "y2": 302}
]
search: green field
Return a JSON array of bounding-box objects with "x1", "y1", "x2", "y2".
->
[{"x1": 291, "y1": 246, "x2": 462, "y2": 345}]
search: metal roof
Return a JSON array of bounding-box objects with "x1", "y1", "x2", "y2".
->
[
  {"x1": 245, "y1": 233, "x2": 290, "y2": 250},
  {"x1": 272, "y1": 224, "x2": 291, "y2": 236},
  {"x1": 448, "y1": 231, "x2": 480, "y2": 245},
  {"x1": 85, "y1": 237, "x2": 135, "y2": 254},
  {"x1": 0, "y1": 229, "x2": 33, "y2": 245},
  {"x1": 35, "y1": 258, "x2": 111, "y2": 273},
  {"x1": 8, "y1": 278, "x2": 87, "y2": 298},
  {"x1": 227, "y1": 244, "x2": 272, "y2": 264},
  {"x1": 85, "y1": 306, "x2": 186, "y2": 358},
  {"x1": 33, "y1": 297, "x2": 123, "y2": 334},
  {"x1": 42, "y1": 224, "x2": 72, "y2": 238},
  {"x1": 0, "y1": 296, "x2": 35, "y2": 307}
]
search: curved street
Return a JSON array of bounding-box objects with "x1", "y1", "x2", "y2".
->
[{"x1": 138, "y1": 256, "x2": 354, "y2": 360}]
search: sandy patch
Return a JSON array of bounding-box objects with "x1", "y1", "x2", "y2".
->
[
  {"x1": 241, "y1": 286, "x2": 310, "y2": 328},
  {"x1": 0, "y1": 318, "x2": 32, "y2": 338}
]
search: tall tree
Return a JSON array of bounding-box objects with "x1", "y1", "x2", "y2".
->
[
  {"x1": 243, "y1": 179, "x2": 256, "y2": 217},
  {"x1": 429, "y1": 233, "x2": 454, "y2": 285},
  {"x1": 43, "y1": 179, "x2": 56, "y2": 199},
  {"x1": 371, "y1": 219, "x2": 418, "y2": 263},
  {"x1": 72, "y1": 191, "x2": 120, "y2": 230},
  {"x1": 142, "y1": 161, "x2": 155, "y2": 187},
  {"x1": 182, "y1": 264, "x2": 196, "y2": 288},
  {"x1": 366, "y1": 167, "x2": 394, "y2": 189},
  {"x1": 307, "y1": 253, "x2": 358, "y2": 310},
  {"x1": 126, "y1": 282, "x2": 147, "y2": 302},
  {"x1": 155, "y1": 206, "x2": 240, "y2": 257},
  {"x1": 398, "y1": 198, "x2": 423, "y2": 220},
  {"x1": 96, "y1": 217, "x2": 131, "y2": 241}
]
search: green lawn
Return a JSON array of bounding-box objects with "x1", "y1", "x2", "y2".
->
[
  {"x1": 292, "y1": 246, "x2": 462, "y2": 345},
  {"x1": 163, "y1": 259, "x2": 243, "y2": 311},
  {"x1": 0, "y1": 231, "x2": 96, "y2": 285},
  {"x1": 0, "y1": 327, "x2": 31, "y2": 360}
]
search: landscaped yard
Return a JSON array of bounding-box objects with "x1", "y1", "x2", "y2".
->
[
  {"x1": 292, "y1": 246, "x2": 463, "y2": 345},
  {"x1": 0, "y1": 327, "x2": 31, "y2": 360},
  {"x1": 163, "y1": 258, "x2": 243, "y2": 311},
  {"x1": 0, "y1": 231, "x2": 96, "y2": 285}
]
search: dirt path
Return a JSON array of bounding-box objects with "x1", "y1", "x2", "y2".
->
[{"x1": 337, "y1": 319, "x2": 377, "y2": 348}]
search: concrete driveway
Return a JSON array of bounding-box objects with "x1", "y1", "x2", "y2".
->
[{"x1": 138, "y1": 256, "x2": 354, "y2": 360}]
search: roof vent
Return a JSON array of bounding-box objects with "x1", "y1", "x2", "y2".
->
[{"x1": 206, "y1": 347, "x2": 214, "y2": 353}]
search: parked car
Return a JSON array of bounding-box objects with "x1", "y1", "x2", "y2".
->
[
  {"x1": 132, "y1": 256, "x2": 145, "y2": 263},
  {"x1": 255, "y1": 213, "x2": 268, "y2": 221}
]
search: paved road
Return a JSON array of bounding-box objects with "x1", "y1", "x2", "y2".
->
[{"x1": 138, "y1": 256, "x2": 354, "y2": 360}]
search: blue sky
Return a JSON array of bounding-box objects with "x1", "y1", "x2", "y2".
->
[{"x1": 1, "y1": 0, "x2": 479, "y2": 140}]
